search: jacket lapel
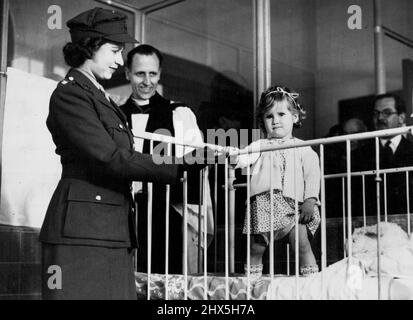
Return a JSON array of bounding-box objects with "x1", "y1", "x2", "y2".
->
[
  {"x1": 68, "y1": 69, "x2": 127, "y2": 124},
  {"x1": 394, "y1": 136, "x2": 408, "y2": 162},
  {"x1": 90, "y1": 85, "x2": 128, "y2": 124}
]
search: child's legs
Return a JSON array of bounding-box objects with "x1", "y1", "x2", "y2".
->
[
  {"x1": 249, "y1": 234, "x2": 267, "y2": 265},
  {"x1": 288, "y1": 224, "x2": 316, "y2": 267}
]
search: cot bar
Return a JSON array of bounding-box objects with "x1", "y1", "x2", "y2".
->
[
  {"x1": 246, "y1": 165, "x2": 251, "y2": 300},
  {"x1": 134, "y1": 127, "x2": 413, "y2": 157},
  {"x1": 320, "y1": 144, "x2": 327, "y2": 300},
  {"x1": 214, "y1": 164, "x2": 218, "y2": 272},
  {"x1": 182, "y1": 171, "x2": 188, "y2": 300},
  {"x1": 346, "y1": 141, "x2": 353, "y2": 299},
  {"x1": 233, "y1": 127, "x2": 413, "y2": 155},
  {"x1": 286, "y1": 244, "x2": 290, "y2": 276},
  {"x1": 229, "y1": 167, "x2": 236, "y2": 273},
  {"x1": 164, "y1": 187, "x2": 170, "y2": 298},
  {"x1": 342, "y1": 177, "x2": 347, "y2": 258},
  {"x1": 203, "y1": 167, "x2": 208, "y2": 300},
  {"x1": 224, "y1": 158, "x2": 229, "y2": 300},
  {"x1": 198, "y1": 171, "x2": 203, "y2": 273},
  {"x1": 233, "y1": 166, "x2": 413, "y2": 189},
  {"x1": 134, "y1": 131, "x2": 228, "y2": 153},
  {"x1": 165, "y1": 143, "x2": 171, "y2": 300},
  {"x1": 294, "y1": 148, "x2": 299, "y2": 300},
  {"x1": 134, "y1": 193, "x2": 139, "y2": 273},
  {"x1": 362, "y1": 175, "x2": 366, "y2": 228},
  {"x1": 147, "y1": 140, "x2": 154, "y2": 300},
  {"x1": 374, "y1": 138, "x2": 382, "y2": 300},
  {"x1": 406, "y1": 172, "x2": 411, "y2": 235},
  {"x1": 384, "y1": 174, "x2": 388, "y2": 222},
  {"x1": 269, "y1": 151, "x2": 275, "y2": 287},
  {"x1": 324, "y1": 166, "x2": 413, "y2": 179}
]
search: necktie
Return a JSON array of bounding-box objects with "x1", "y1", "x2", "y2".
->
[
  {"x1": 97, "y1": 85, "x2": 111, "y2": 102},
  {"x1": 382, "y1": 140, "x2": 393, "y2": 167}
]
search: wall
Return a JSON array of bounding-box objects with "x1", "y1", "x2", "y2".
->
[
  {"x1": 144, "y1": 0, "x2": 413, "y2": 139},
  {"x1": 6, "y1": 0, "x2": 413, "y2": 139},
  {"x1": 314, "y1": 0, "x2": 413, "y2": 137},
  {"x1": 0, "y1": 225, "x2": 41, "y2": 299}
]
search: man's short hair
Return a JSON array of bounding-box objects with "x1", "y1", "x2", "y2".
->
[
  {"x1": 374, "y1": 93, "x2": 406, "y2": 114},
  {"x1": 126, "y1": 44, "x2": 163, "y2": 69}
]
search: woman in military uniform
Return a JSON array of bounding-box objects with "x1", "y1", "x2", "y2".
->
[{"x1": 40, "y1": 7, "x2": 207, "y2": 300}]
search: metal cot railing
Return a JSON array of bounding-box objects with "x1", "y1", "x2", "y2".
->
[{"x1": 134, "y1": 125, "x2": 413, "y2": 300}]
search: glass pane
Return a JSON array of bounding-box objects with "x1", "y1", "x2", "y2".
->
[
  {"x1": 382, "y1": 0, "x2": 413, "y2": 116},
  {"x1": 145, "y1": 0, "x2": 254, "y2": 139},
  {"x1": 9, "y1": 0, "x2": 135, "y2": 83},
  {"x1": 274, "y1": 0, "x2": 413, "y2": 139}
]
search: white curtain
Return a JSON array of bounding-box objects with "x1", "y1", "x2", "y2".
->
[{"x1": 0, "y1": 67, "x2": 60, "y2": 228}]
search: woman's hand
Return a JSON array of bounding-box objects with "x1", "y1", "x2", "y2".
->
[
  {"x1": 299, "y1": 198, "x2": 316, "y2": 224},
  {"x1": 224, "y1": 146, "x2": 240, "y2": 166}
]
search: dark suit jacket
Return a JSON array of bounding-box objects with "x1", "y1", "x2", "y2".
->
[
  {"x1": 353, "y1": 135, "x2": 413, "y2": 215},
  {"x1": 39, "y1": 69, "x2": 181, "y2": 248}
]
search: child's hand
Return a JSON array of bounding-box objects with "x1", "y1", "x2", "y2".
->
[{"x1": 299, "y1": 198, "x2": 316, "y2": 224}]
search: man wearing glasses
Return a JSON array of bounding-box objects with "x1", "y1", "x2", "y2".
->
[
  {"x1": 356, "y1": 93, "x2": 413, "y2": 216},
  {"x1": 373, "y1": 94, "x2": 407, "y2": 143}
]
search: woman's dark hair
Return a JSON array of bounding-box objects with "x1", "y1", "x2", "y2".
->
[
  {"x1": 63, "y1": 37, "x2": 107, "y2": 68},
  {"x1": 256, "y1": 85, "x2": 306, "y2": 132}
]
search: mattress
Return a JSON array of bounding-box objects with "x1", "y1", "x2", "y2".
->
[{"x1": 135, "y1": 259, "x2": 413, "y2": 300}]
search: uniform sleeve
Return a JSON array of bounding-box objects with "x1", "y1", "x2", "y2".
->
[
  {"x1": 172, "y1": 106, "x2": 204, "y2": 157},
  {"x1": 48, "y1": 84, "x2": 180, "y2": 184},
  {"x1": 302, "y1": 147, "x2": 321, "y2": 201}
]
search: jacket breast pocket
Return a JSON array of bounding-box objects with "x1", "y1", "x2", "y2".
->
[
  {"x1": 103, "y1": 121, "x2": 132, "y2": 149},
  {"x1": 63, "y1": 180, "x2": 129, "y2": 242}
]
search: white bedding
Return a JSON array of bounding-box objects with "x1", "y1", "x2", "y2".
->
[
  {"x1": 267, "y1": 258, "x2": 413, "y2": 299},
  {"x1": 268, "y1": 222, "x2": 413, "y2": 299},
  {"x1": 136, "y1": 222, "x2": 413, "y2": 300}
]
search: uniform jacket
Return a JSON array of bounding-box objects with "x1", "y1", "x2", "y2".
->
[{"x1": 39, "y1": 69, "x2": 181, "y2": 248}]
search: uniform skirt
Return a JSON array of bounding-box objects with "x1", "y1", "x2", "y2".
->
[{"x1": 41, "y1": 243, "x2": 136, "y2": 300}]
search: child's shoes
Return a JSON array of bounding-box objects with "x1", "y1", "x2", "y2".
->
[
  {"x1": 299, "y1": 264, "x2": 319, "y2": 277},
  {"x1": 244, "y1": 264, "x2": 263, "y2": 282}
]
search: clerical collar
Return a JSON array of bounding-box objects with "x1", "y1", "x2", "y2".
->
[{"x1": 132, "y1": 97, "x2": 150, "y2": 106}]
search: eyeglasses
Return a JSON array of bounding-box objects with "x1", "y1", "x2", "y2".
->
[{"x1": 373, "y1": 110, "x2": 398, "y2": 118}]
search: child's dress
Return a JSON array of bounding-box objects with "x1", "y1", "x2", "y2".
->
[{"x1": 238, "y1": 138, "x2": 321, "y2": 243}]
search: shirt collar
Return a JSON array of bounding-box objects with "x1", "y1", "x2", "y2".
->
[
  {"x1": 75, "y1": 67, "x2": 103, "y2": 91},
  {"x1": 380, "y1": 134, "x2": 402, "y2": 152}
]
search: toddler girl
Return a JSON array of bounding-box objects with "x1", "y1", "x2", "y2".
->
[{"x1": 232, "y1": 85, "x2": 320, "y2": 279}]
